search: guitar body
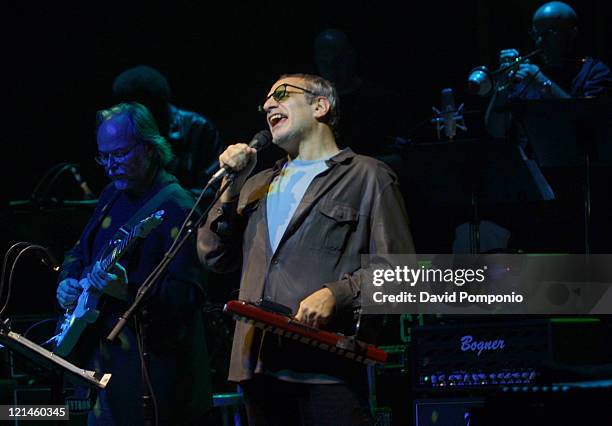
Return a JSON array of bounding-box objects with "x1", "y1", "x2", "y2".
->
[
  {"x1": 52, "y1": 210, "x2": 165, "y2": 357},
  {"x1": 54, "y1": 281, "x2": 103, "y2": 357}
]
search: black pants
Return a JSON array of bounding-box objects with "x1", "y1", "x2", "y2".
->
[{"x1": 239, "y1": 374, "x2": 374, "y2": 426}]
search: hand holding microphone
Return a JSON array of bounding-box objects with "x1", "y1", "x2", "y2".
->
[
  {"x1": 218, "y1": 144, "x2": 257, "y2": 199},
  {"x1": 214, "y1": 130, "x2": 271, "y2": 202}
]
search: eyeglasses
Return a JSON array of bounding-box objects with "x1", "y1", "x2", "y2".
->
[
  {"x1": 94, "y1": 142, "x2": 141, "y2": 166},
  {"x1": 258, "y1": 83, "x2": 320, "y2": 113},
  {"x1": 528, "y1": 27, "x2": 559, "y2": 41}
]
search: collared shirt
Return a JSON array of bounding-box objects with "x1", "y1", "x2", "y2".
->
[{"x1": 198, "y1": 148, "x2": 415, "y2": 382}]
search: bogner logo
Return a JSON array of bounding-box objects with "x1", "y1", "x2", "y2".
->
[{"x1": 460, "y1": 335, "x2": 505, "y2": 356}]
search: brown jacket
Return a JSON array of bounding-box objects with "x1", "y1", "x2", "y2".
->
[{"x1": 197, "y1": 148, "x2": 414, "y2": 382}]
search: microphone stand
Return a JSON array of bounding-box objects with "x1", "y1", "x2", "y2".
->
[{"x1": 106, "y1": 173, "x2": 235, "y2": 426}]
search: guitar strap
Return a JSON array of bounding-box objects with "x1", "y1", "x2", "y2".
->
[
  {"x1": 55, "y1": 182, "x2": 182, "y2": 367},
  {"x1": 110, "y1": 182, "x2": 180, "y2": 242},
  {"x1": 87, "y1": 182, "x2": 181, "y2": 329}
]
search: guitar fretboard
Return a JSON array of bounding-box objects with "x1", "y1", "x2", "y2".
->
[{"x1": 100, "y1": 227, "x2": 137, "y2": 271}]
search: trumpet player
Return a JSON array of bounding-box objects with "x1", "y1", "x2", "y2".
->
[{"x1": 485, "y1": 1, "x2": 611, "y2": 138}]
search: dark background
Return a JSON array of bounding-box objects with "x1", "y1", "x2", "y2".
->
[
  {"x1": 1, "y1": 0, "x2": 610, "y2": 308},
  {"x1": 3, "y1": 0, "x2": 610, "y2": 201},
  {"x1": 1, "y1": 1, "x2": 611, "y2": 413}
]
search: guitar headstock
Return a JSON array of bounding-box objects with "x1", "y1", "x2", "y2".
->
[{"x1": 133, "y1": 210, "x2": 165, "y2": 238}]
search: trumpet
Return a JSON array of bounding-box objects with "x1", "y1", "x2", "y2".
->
[{"x1": 467, "y1": 49, "x2": 542, "y2": 96}]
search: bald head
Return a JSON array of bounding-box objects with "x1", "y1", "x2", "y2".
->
[
  {"x1": 531, "y1": 2, "x2": 578, "y2": 65},
  {"x1": 533, "y1": 1, "x2": 577, "y2": 29},
  {"x1": 97, "y1": 112, "x2": 134, "y2": 145}
]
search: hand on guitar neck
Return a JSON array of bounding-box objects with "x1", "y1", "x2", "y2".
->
[{"x1": 86, "y1": 261, "x2": 129, "y2": 301}]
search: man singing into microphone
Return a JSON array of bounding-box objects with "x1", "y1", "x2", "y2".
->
[{"x1": 197, "y1": 74, "x2": 414, "y2": 425}]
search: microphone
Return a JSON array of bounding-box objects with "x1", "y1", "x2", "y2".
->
[
  {"x1": 69, "y1": 165, "x2": 95, "y2": 199},
  {"x1": 431, "y1": 88, "x2": 467, "y2": 140},
  {"x1": 40, "y1": 247, "x2": 60, "y2": 271},
  {"x1": 208, "y1": 130, "x2": 272, "y2": 184}
]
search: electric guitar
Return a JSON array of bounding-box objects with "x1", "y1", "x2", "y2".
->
[{"x1": 52, "y1": 210, "x2": 165, "y2": 357}]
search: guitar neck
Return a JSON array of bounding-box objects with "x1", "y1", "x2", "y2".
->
[{"x1": 99, "y1": 228, "x2": 137, "y2": 271}]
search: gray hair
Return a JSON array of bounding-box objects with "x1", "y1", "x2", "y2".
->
[{"x1": 279, "y1": 73, "x2": 340, "y2": 136}]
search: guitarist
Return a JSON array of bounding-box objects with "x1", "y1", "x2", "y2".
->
[
  {"x1": 55, "y1": 103, "x2": 211, "y2": 426},
  {"x1": 198, "y1": 74, "x2": 415, "y2": 425}
]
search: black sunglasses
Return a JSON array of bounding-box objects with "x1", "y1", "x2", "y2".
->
[{"x1": 258, "y1": 83, "x2": 320, "y2": 113}]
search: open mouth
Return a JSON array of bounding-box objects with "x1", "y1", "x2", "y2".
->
[{"x1": 268, "y1": 113, "x2": 287, "y2": 128}]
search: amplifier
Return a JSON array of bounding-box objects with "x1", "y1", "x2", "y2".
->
[
  {"x1": 412, "y1": 318, "x2": 604, "y2": 390},
  {"x1": 470, "y1": 380, "x2": 612, "y2": 426}
]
